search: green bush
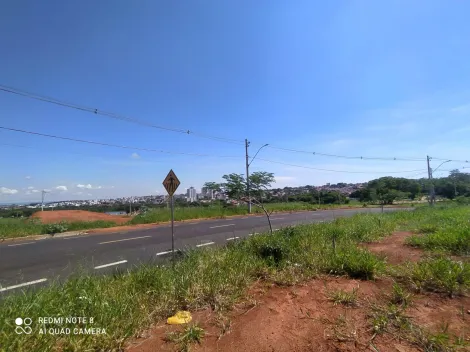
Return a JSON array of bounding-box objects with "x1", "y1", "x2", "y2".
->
[
  {"x1": 42, "y1": 222, "x2": 68, "y2": 235},
  {"x1": 323, "y1": 246, "x2": 385, "y2": 280}
]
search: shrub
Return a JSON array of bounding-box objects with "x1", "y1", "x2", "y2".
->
[
  {"x1": 42, "y1": 222, "x2": 68, "y2": 235},
  {"x1": 256, "y1": 243, "x2": 288, "y2": 266},
  {"x1": 323, "y1": 247, "x2": 385, "y2": 280}
]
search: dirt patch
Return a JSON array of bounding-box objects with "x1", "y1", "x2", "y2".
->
[
  {"x1": 32, "y1": 210, "x2": 131, "y2": 225},
  {"x1": 411, "y1": 293, "x2": 470, "y2": 341},
  {"x1": 126, "y1": 277, "x2": 409, "y2": 352},
  {"x1": 125, "y1": 232, "x2": 470, "y2": 352},
  {"x1": 127, "y1": 277, "x2": 470, "y2": 352},
  {"x1": 362, "y1": 232, "x2": 423, "y2": 265}
]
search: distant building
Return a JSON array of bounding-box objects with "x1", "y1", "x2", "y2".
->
[
  {"x1": 187, "y1": 187, "x2": 197, "y2": 202},
  {"x1": 201, "y1": 187, "x2": 214, "y2": 199}
]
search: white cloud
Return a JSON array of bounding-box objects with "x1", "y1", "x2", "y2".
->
[
  {"x1": 27, "y1": 186, "x2": 35, "y2": 190},
  {"x1": 56, "y1": 186, "x2": 68, "y2": 191},
  {"x1": 87, "y1": 193, "x2": 92, "y2": 196},
  {"x1": 0, "y1": 187, "x2": 18, "y2": 195},
  {"x1": 32, "y1": 189, "x2": 40, "y2": 193},
  {"x1": 25, "y1": 176, "x2": 31, "y2": 179},
  {"x1": 131, "y1": 153, "x2": 140, "y2": 159},
  {"x1": 76, "y1": 184, "x2": 102, "y2": 190},
  {"x1": 73, "y1": 192, "x2": 83, "y2": 195}
]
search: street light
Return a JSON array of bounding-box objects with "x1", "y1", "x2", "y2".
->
[
  {"x1": 429, "y1": 159, "x2": 451, "y2": 206},
  {"x1": 245, "y1": 142, "x2": 269, "y2": 213}
]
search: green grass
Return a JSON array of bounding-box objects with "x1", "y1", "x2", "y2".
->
[
  {"x1": 0, "y1": 218, "x2": 118, "y2": 239},
  {"x1": 0, "y1": 201, "x2": 410, "y2": 239},
  {"x1": 0, "y1": 218, "x2": 43, "y2": 238},
  {"x1": 392, "y1": 256, "x2": 470, "y2": 297},
  {"x1": 2, "y1": 205, "x2": 469, "y2": 351},
  {"x1": 165, "y1": 324, "x2": 205, "y2": 352},
  {"x1": 326, "y1": 287, "x2": 359, "y2": 307},
  {"x1": 129, "y1": 202, "x2": 324, "y2": 225}
]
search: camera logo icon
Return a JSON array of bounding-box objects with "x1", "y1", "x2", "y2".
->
[{"x1": 15, "y1": 318, "x2": 32, "y2": 335}]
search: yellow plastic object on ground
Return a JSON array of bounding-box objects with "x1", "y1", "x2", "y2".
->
[{"x1": 167, "y1": 311, "x2": 192, "y2": 325}]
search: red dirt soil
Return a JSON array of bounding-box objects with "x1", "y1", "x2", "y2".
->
[
  {"x1": 362, "y1": 231, "x2": 423, "y2": 265},
  {"x1": 31, "y1": 210, "x2": 131, "y2": 225},
  {"x1": 125, "y1": 231, "x2": 470, "y2": 352}
]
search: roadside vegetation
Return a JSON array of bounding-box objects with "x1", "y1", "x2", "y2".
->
[
  {"x1": 2, "y1": 205, "x2": 469, "y2": 351},
  {"x1": 0, "y1": 201, "x2": 410, "y2": 240},
  {"x1": 0, "y1": 218, "x2": 119, "y2": 239}
]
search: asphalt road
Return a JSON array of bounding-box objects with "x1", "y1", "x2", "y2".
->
[{"x1": 0, "y1": 207, "x2": 405, "y2": 294}]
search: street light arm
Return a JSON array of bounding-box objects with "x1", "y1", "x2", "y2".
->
[
  {"x1": 432, "y1": 160, "x2": 452, "y2": 174},
  {"x1": 248, "y1": 144, "x2": 269, "y2": 167}
]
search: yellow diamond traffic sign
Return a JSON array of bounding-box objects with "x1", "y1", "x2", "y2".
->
[{"x1": 162, "y1": 169, "x2": 180, "y2": 196}]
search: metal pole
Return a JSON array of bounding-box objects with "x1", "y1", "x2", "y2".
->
[
  {"x1": 171, "y1": 195, "x2": 175, "y2": 259},
  {"x1": 245, "y1": 139, "x2": 251, "y2": 213},
  {"x1": 41, "y1": 190, "x2": 46, "y2": 211},
  {"x1": 427, "y1": 155, "x2": 435, "y2": 206}
]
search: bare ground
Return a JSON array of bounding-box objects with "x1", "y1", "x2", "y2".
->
[
  {"x1": 126, "y1": 232, "x2": 470, "y2": 352},
  {"x1": 32, "y1": 210, "x2": 131, "y2": 225}
]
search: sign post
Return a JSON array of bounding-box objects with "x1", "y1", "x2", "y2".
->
[{"x1": 162, "y1": 169, "x2": 180, "y2": 259}]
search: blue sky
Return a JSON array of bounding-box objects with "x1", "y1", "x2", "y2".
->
[{"x1": 1, "y1": 1, "x2": 470, "y2": 202}]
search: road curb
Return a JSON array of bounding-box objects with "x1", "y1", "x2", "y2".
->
[{"x1": 1, "y1": 231, "x2": 89, "y2": 243}]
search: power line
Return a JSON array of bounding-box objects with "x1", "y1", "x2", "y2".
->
[
  {"x1": 0, "y1": 126, "x2": 242, "y2": 158},
  {"x1": 2, "y1": 126, "x2": 428, "y2": 175},
  {"x1": 255, "y1": 157, "x2": 427, "y2": 174},
  {"x1": 0, "y1": 84, "x2": 245, "y2": 145},
  {"x1": 0, "y1": 84, "x2": 454, "y2": 163},
  {"x1": 263, "y1": 145, "x2": 425, "y2": 162}
]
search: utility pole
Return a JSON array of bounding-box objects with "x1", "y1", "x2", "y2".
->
[
  {"x1": 245, "y1": 140, "x2": 269, "y2": 213},
  {"x1": 427, "y1": 156, "x2": 451, "y2": 206},
  {"x1": 245, "y1": 139, "x2": 251, "y2": 213},
  {"x1": 427, "y1": 155, "x2": 435, "y2": 206},
  {"x1": 41, "y1": 190, "x2": 48, "y2": 211}
]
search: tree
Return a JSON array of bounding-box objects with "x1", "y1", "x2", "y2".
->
[
  {"x1": 222, "y1": 173, "x2": 246, "y2": 199},
  {"x1": 249, "y1": 171, "x2": 275, "y2": 202},
  {"x1": 221, "y1": 170, "x2": 277, "y2": 235}
]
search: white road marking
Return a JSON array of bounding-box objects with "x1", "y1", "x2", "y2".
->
[
  {"x1": 273, "y1": 229, "x2": 280, "y2": 231},
  {"x1": 248, "y1": 232, "x2": 259, "y2": 236},
  {"x1": 8, "y1": 242, "x2": 35, "y2": 247},
  {"x1": 156, "y1": 250, "x2": 173, "y2": 256},
  {"x1": 196, "y1": 242, "x2": 215, "y2": 247},
  {"x1": 94, "y1": 260, "x2": 128, "y2": 269},
  {"x1": 188, "y1": 222, "x2": 198, "y2": 225},
  {"x1": 0, "y1": 278, "x2": 47, "y2": 292},
  {"x1": 99, "y1": 235, "x2": 151, "y2": 245},
  {"x1": 270, "y1": 218, "x2": 285, "y2": 220},
  {"x1": 210, "y1": 224, "x2": 235, "y2": 229},
  {"x1": 226, "y1": 237, "x2": 240, "y2": 241}
]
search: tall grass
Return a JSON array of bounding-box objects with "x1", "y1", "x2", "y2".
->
[
  {"x1": 0, "y1": 219, "x2": 118, "y2": 239},
  {"x1": 404, "y1": 207, "x2": 470, "y2": 255},
  {"x1": 0, "y1": 212, "x2": 397, "y2": 351},
  {"x1": 129, "y1": 202, "x2": 324, "y2": 225},
  {"x1": 1, "y1": 202, "x2": 405, "y2": 239},
  {"x1": 0, "y1": 218, "x2": 43, "y2": 238},
  {"x1": 393, "y1": 256, "x2": 470, "y2": 297}
]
